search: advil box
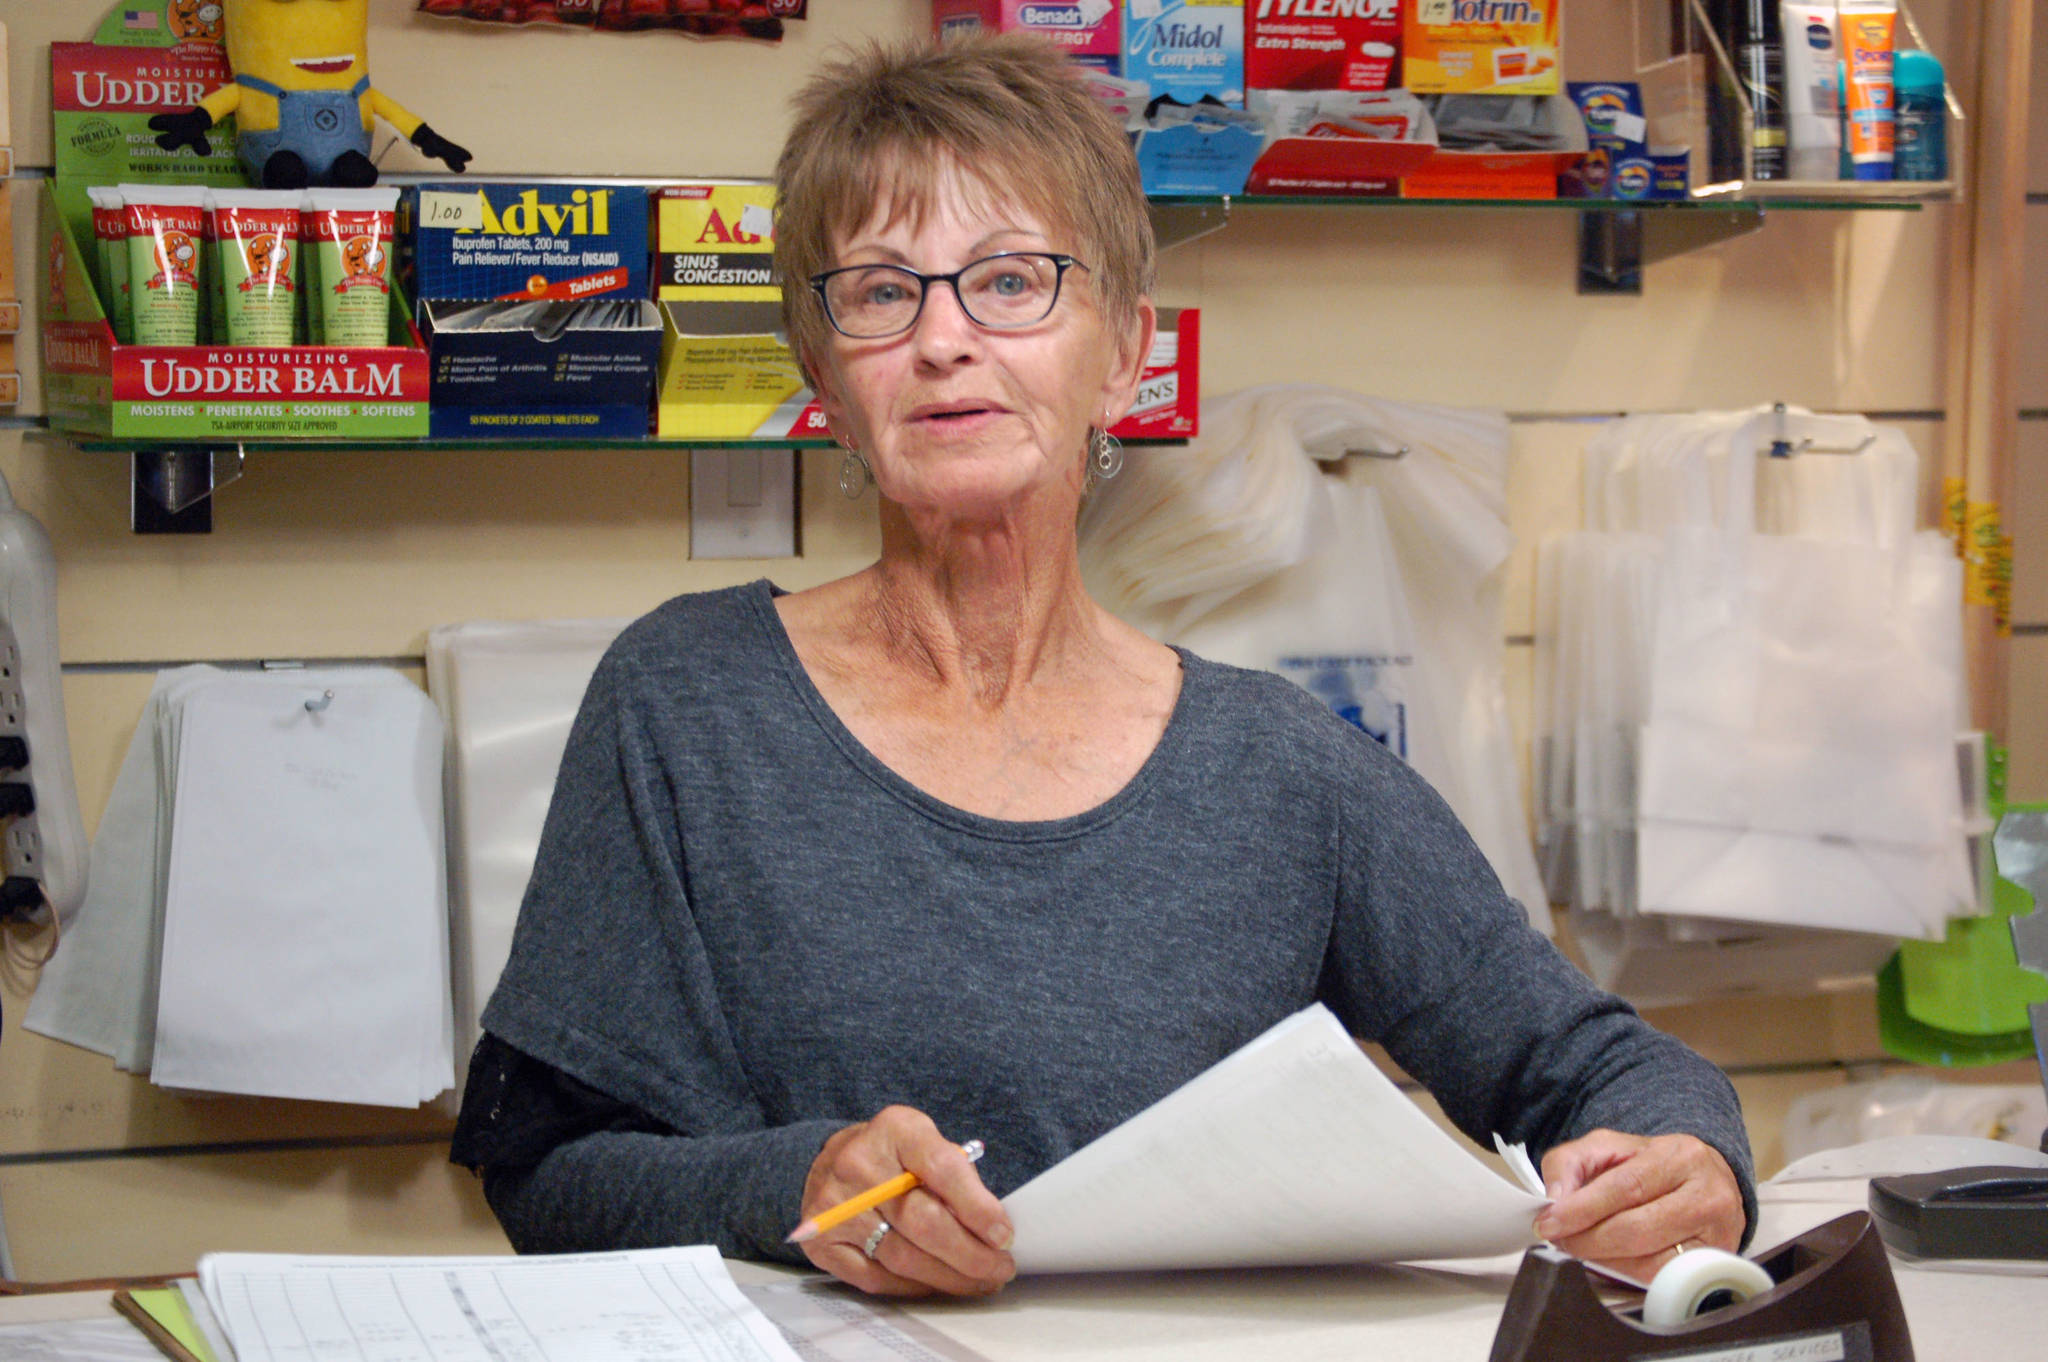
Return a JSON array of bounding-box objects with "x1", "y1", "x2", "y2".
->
[
  {"x1": 404, "y1": 183, "x2": 648, "y2": 302},
  {"x1": 657, "y1": 185, "x2": 777, "y2": 302},
  {"x1": 933, "y1": 1, "x2": 1122, "y2": 73},
  {"x1": 1245, "y1": 0, "x2": 1401, "y2": 93}
]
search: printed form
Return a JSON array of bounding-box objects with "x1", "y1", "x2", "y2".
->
[
  {"x1": 199, "y1": 1247, "x2": 805, "y2": 1362},
  {"x1": 194, "y1": 1247, "x2": 994, "y2": 1362}
]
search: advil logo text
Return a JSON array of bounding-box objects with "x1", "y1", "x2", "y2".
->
[{"x1": 463, "y1": 189, "x2": 613, "y2": 237}]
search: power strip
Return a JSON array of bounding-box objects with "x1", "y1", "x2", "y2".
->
[{"x1": 0, "y1": 472, "x2": 85, "y2": 925}]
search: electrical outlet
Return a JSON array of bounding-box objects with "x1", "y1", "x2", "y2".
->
[
  {"x1": 0, "y1": 474, "x2": 86, "y2": 923},
  {"x1": 690, "y1": 449, "x2": 797, "y2": 559}
]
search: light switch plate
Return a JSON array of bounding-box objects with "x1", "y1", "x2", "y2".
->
[{"x1": 690, "y1": 449, "x2": 796, "y2": 559}]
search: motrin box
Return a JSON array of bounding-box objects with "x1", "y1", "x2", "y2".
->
[
  {"x1": 1245, "y1": 0, "x2": 1400, "y2": 93},
  {"x1": 657, "y1": 185, "x2": 777, "y2": 303},
  {"x1": 404, "y1": 183, "x2": 649, "y2": 302},
  {"x1": 1404, "y1": 0, "x2": 1560, "y2": 96},
  {"x1": 933, "y1": 1, "x2": 1122, "y2": 73},
  {"x1": 1125, "y1": 0, "x2": 1245, "y2": 107}
]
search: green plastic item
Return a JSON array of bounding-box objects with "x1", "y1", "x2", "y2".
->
[{"x1": 1879, "y1": 743, "x2": 2048, "y2": 1066}]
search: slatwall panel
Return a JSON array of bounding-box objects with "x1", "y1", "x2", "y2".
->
[{"x1": 0, "y1": 0, "x2": 2035, "y2": 1281}]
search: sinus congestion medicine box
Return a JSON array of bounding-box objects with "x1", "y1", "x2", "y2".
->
[
  {"x1": 1125, "y1": 0, "x2": 1245, "y2": 107},
  {"x1": 1404, "y1": 0, "x2": 1561, "y2": 96},
  {"x1": 933, "y1": 0, "x2": 1122, "y2": 73},
  {"x1": 1246, "y1": 0, "x2": 1401, "y2": 93}
]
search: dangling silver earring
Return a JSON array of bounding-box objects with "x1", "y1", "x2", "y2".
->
[
  {"x1": 837, "y1": 440, "x2": 871, "y2": 499},
  {"x1": 1090, "y1": 425, "x2": 1124, "y2": 481}
]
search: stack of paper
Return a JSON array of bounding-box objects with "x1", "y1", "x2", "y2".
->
[
  {"x1": 195, "y1": 1248, "x2": 806, "y2": 1362},
  {"x1": 1003, "y1": 1005, "x2": 1547, "y2": 1272},
  {"x1": 25, "y1": 667, "x2": 452, "y2": 1107},
  {"x1": 425, "y1": 618, "x2": 624, "y2": 1070},
  {"x1": 1533, "y1": 410, "x2": 1985, "y2": 1003}
]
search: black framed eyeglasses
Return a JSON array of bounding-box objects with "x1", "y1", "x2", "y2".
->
[{"x1": 808, "y1": 252, "x2": 1088, "y2": 339}]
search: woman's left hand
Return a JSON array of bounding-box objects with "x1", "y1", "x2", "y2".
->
[{"x1": 1534, "y1": 1129, "x2": 1746, "y2": 1281}]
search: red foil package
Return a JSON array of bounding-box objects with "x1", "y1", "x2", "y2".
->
[{"x1": 417, "y1": 0, "x2": 806, "y2": 39}]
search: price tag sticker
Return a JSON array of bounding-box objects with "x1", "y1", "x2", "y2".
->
[
  {"x1": 739, "y1": 204, "x2": 776, "y2": 240},
  {"x1": 418, "y1": 191, "x2": 489, "y2": 231}
]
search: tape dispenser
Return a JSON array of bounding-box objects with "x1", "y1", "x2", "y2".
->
[{"x1": 1489, "y1": 1212, "x2": 1913, "y2": 1362}]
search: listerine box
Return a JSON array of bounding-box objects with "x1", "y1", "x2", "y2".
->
[
  {"x1": 933, "y1": 1, "x2": 1122, "y2": 73},
  {"x1": 1125, "y1": 0, "x2": 1245, "y2": 107},
  {"x1": 403, "y1": 182, "x2": 649, "y2": 302}
]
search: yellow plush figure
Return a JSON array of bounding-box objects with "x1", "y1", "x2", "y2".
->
[{"x1": 150, "y1": 0, "x2": 470, "y2": 188}]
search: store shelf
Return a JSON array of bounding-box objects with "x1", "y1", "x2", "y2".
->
[
  {"x1": 1149, "y1": 190, "x2": 1936, "y2": 294},
  {"x1": 77, "y1": 434, "x2": 1186, "y2": 534}
]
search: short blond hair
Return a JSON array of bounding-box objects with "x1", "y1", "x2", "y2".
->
[{"x1": 774, "y1": 32, "x2": 1155, "y2": 369}]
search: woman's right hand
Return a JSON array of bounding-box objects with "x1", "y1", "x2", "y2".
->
[{"x1": 798, "y1": 1105, "x2": 1016, "y2": 1296}]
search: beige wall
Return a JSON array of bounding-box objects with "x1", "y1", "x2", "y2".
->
[{"x1": 0, "y1": 0, "x2": 2041, "y2": 1281}]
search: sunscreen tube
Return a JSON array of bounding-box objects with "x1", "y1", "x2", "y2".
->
[
  {"x1": 1781, "y1": 2, "x2": 1841, "y2": 180},
  {"x1": 305, "y1": 187, "x2": 398, "y2": 348},
  {"x1": 117, "y1": 184, "x2": 209, "y2": 347},
  {"x1": 86, "y1": 186, "x2": 133, "y2": 343},
  {"x1": 210, "y1": 190, "x2": 303, "y2": 347},
  {"x1": 1838, "y1": 0, "x2": 1896, "y2": 181}
]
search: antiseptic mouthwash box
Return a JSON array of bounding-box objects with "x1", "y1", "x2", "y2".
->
[{"x1": 1125, "y1": 0, "x2": 1244, "y2": 107}]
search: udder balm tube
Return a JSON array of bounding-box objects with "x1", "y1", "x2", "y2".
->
[
  {"x1": 86, "y1": 187, "x2": 133, "y2": 343},
  {"x1": 305, "y1": 187, "x2": 399, "y2": 348},
  {"x1": 211, "y1": 190, "x2": 303, "y2": 347},
  {"x1": 1780, "y1": 2, "x2": 1841, "y2": 180},
  {"x1": 1838, "y1": 0, "x2": 1897, "y2": 181},
  {"x1": 118, "y1": 184, "x2": 209, "y2": 347}
]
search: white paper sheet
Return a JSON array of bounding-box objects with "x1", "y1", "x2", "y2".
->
[
  {"x1": 0, "y1": 1317, "x2": 163, "y2": 1362},
  {"x1": 427, "y1": 618, "x2": 624, "y2": 1070},
  {"x1": 25, "y1": 666, "x2": 222, "y2": 1069},
  {"x1": 1001, "y1": 1005, "x2": 1547, "y2": 1273},
  {"x1": 150, "y1": 673, "x2": 451, "y2": 1106},
  {"x1": 199, "y1": 1247, "x2": 805, "y2": 1362}
]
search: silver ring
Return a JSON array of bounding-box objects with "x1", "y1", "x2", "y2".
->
[{"x1": 862, "y1": 1220, "x2": 892, "y2": 1260}]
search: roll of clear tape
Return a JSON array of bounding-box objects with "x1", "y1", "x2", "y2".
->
[{"x1": 1641, "y1": 1248, "x2": 1775, "y2": 1327}]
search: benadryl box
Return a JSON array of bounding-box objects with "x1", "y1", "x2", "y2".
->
[{"x1": 1125, "y1": 0, "x2": 1244, "y2": 107}]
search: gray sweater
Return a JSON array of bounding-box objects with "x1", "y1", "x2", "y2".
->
[{"x1": 461, "y1": 581, "x2": 1755, "y2": 1263}]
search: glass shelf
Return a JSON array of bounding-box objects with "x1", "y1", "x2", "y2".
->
[{"x1": 79, "y1": 436, "x2": 1187, "y2": 454}]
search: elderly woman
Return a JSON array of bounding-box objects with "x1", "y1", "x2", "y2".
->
[{"x1": 451, "y1": 34, "x2": 1751, "y2": 1298}]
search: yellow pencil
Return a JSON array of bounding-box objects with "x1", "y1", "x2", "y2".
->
[{"x1": 785, "y1": 1139, "x2": 985, "y2": 1243}]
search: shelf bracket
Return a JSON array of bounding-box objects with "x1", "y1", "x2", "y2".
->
[
  {"x1": 1577, "y1": 206, "x2": 1766, "y2": 295},
  {"x1": 1147, "y1": 198, "x2": 1230, "y2": 253},
  {"x1": 131, "y1": 445, "x2": 244, "y2": 534}
]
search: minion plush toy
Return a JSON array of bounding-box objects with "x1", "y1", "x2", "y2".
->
[{"x1": 150, "y1": 0, "x2": 470, "y2": 189}]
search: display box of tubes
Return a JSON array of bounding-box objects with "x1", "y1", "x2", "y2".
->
[
  {"x1": 402, "y1": 182, "x2": 660, "y2": 439},
  {"x1": 39, "y1": 180, "x2": 430, "y2": 442}
]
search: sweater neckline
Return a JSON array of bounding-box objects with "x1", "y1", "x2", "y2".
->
[{"x1": 744, "y1": 579, "x2": 1201, "y2": 843}]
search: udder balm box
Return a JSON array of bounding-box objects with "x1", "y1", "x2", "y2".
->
[{"x1": 1125, "y1": 0, "x2": 1245, "y2": 107}]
